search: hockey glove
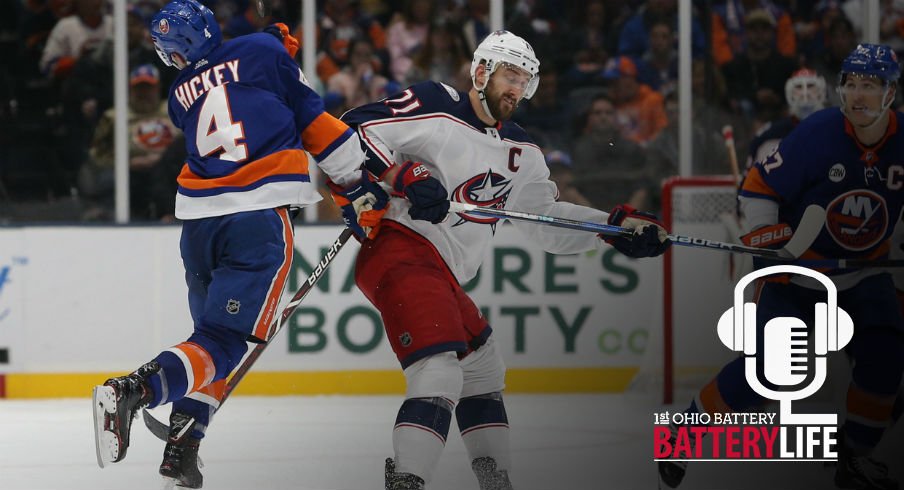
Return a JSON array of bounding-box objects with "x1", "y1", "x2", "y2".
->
[
  {"x1": 328, "y1": 171, "x2": 390, "y2": 241},
  {"x1": 604, "y1": 204, "x2": 671, "y2": 258},
  {"x1": 263, "y1": 23, "x2": 299, "y2": 58},
  {"x1": 392, "y1": 160, "x2": 449, "y2": 224}
]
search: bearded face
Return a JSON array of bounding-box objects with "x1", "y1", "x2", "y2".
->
[{"x1": 482, "y1": 64, "x2": 533, "y2": 122}]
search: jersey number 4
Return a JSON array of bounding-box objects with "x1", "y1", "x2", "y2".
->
[{"x1": 196, "y1": 85, "x2": 248, "y2": 162}]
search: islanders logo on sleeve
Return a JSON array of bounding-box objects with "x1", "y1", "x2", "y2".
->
[
  {"x1": 825, "y1": 189, "x2": 888, "y2": 251},
  {"x1": 451, "y1": 169, "x2": 511, "y2": 229}
]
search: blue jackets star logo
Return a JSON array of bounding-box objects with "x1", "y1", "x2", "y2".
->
[{"x1": 450, "y1": 169, "x2": 511, "y2": 229}]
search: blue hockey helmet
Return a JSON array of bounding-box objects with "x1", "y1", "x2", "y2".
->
[
  {"x1": 150, "y1": 0, "x2": 221, "y2": 69},
  {"x1": 840, "y1": 43, "x2": 900, "y2": 84}
]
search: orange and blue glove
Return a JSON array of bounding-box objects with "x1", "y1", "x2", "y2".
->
[
  {"x1": 263, "y1": 23, "x2": 299, "y2": 58},
  {"x1": 328, "y1": 171, "x2": 390, "y2": 240}
]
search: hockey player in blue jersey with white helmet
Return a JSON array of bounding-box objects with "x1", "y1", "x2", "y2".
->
[
  {"x1": 660, "y1": 43, "x2": 904, "y2": 490},
  {"x1": 91, "y1": 1, "x2": 387, "y2": 487}
]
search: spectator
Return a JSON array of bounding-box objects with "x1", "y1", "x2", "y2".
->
[
  {"x1": 224, "y1": 1, "x2": 273, "y2": 39},
  {"x1": 635, "y1": 19, "x2": 678, "y2": 96},
  {"x1": 305, "y1": 0, "x2": 388, "y2": 84},
  {"x1": 22, "y1": 0, "x2": 74, "y2": 71},
  {"x1": 721, "y1": 9, "x2": 798, "y2": 128},
  {"x1": 842, "y1": 0, "x2": 904, "y2": 55},
  {"x1": 39, "y1": 0, "x2": 111, "y2": 78},
  {"x1": 560, "y1": 0, "x2": 611, "y2": 91},
  {"x1": 127, "y1": 5, "x2": 176, "y2": 97},
  {"x1": 602, "y1": 55, "x2": 669, "y2": 145},
  {"x1": 385, "y1": 0, "x2": 433, "y2": 83},
  {"x1": 512, "y1": 68, "x2": 572, "y2": 151},
  {"x1": 326, "y1": 38, "x2": 391, "y2": 114},
  {"x1": 617, "y1": 0, "x2": 706, "y2": 60},
  {"x1": 570, "y1": 94, "x2": 649, "y2": 211},
  {"x1": 150, "y1": 132, "x2": 188, "y2": 223},
  {"x1": 646, "y1": 92, "x2": 726, "y2": 197},
  {"x1": 451, "y1": 58, "x2": 473, "y2": 93},
  {"x1": 460, "y1": 0, "x2": 490, "y2": 52},
  {"x1": 793, "y1": 0, "x2": 846, "y2": 65},
  {"x1": 710, "y1": 0, "x2": 797, "y2": 67},
  {"x1": 403, "y1": 19, "x2": 470, "y2": 86},
  {"x1": 504, "y1": 0, "x2": 565, "y2": 68},
  {"x1": 812, "y1": 15, "x2": 858, "y2": 107},
  {"x1": 544, "y1": 149, "x2": 592, "y2": 207},
  {"x1": 80, "y1": 64, "x2": 181, "y2": 221},
  {"x1": 689, "y1": 58, "x2": 745, "y2": 175}
]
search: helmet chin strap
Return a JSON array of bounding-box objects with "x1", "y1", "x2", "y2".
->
[
  {"x1": 840, "y1": 85, "x2": 895, "y2": 130},
  {"x1": 477, "y1": 89, "x2": 496, "y2": 123},
  {"x1": 172, "y1": 52, "x2": 189, "y2": 70}
]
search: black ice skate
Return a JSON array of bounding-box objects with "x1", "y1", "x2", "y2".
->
[
  {"x1": 471, "y1": 456, "x2": 514, "y2": 490},
  {"x1": 159, "y1": 412, "x2": 204, "y2": 489},
  {"x1": 657, "y1": 421, "x2": 689, "y2": 489},
  {"x1": 385, "y1": 458, "x2": 425, "y2": 490},
  {"x1": 835, "y1": 438, "x2": 898, "y2": 490},
  {"x1": 93, "y1": 361, "x2": 158, "y2": 468}
]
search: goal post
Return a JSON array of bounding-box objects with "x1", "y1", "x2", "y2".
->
[{"x1": 632, "y1": 176, "x2": 743, "y2": 404}]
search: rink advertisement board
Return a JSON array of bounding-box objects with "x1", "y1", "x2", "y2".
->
[{"x1": 0, "y1": 224, "x2": 661, "y2": 398}]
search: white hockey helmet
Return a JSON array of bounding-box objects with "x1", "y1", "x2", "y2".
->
[
  {"x1": 785, "y1": 68, "x2": 826, "y2": 120},
  {"x1": 470, "y1": 30, "x2": 540, "y2": 100}
]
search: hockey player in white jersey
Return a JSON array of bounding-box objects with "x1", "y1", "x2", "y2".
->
[{"x1": 337, "y1": 30, "x2": 671, "y2": 490}]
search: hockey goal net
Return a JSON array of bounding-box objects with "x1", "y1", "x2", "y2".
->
[{"x1": 631, "y1": 176, "x2": 743, "y2": 404}]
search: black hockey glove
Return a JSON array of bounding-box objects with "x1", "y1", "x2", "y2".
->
[
  {"x1": 392, "y1": 160, "x2": 449, "y2": 224},
  {"x1": 604, "y1": 204, "x2": 671, "y2": 258}
]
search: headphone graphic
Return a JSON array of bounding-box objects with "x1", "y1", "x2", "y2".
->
[
  {"x1": 716, "y1": 265, "x2": 854, "y2": 425},
  {"x1": 717, "y1": 265, "x2": 854, "y2": 356}
]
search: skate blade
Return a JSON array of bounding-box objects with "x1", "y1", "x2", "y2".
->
[
  {"x1": 92, "y1": 385, "x2": 119, "y2": 468},
  {"x1": 160, "y1": 476, "x2": 177, "y2": 490}
]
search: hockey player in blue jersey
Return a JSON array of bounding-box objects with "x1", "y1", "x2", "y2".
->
[
  {"x1": 337, "y1": 30, "x2": 671, "y2": 490},
  {"x1": 744, "y1": 68, "x2": 827, "y2": 173},
  {"x1": 659, "y1": 44, "x2": 904, "y2": 490},
  {"x1": 91, "y1": 1, "x2": 386, "y2": 487}
]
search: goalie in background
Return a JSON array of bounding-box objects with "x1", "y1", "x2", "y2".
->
[
  {"x1": 91, "y1": 1, "x2": 384, "y2": 487},
  {"x1": 659, "y1": 44, "x2": 904, "y2": 490},
  {"x1": 743, "y1": 68, "x2": 828, "y2": 175},
  {"x1": 339, "y1": 30, "x2": 670, "y2": 490}
]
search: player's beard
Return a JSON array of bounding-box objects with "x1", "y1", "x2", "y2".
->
[{"x1": 485, "y1": 79, "x2": 520, "y2": 122}]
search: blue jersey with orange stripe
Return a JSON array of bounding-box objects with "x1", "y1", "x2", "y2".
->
[
  {"x1": 167, "y1": 32, "x2": 364, "y2": 219},
  {"x1": 740, "y1": 107, "x2": 904, "y2": 268}
]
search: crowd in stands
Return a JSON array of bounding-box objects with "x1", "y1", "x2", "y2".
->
[{"x1": 1, "y1": 0, "x2": 903, "y2": 222}]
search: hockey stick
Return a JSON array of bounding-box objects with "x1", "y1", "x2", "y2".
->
[
  {"x1": 722, "y1": 125, "x2": 741, "y2": 185},
  {"x1": 143, "y1": 227, "x2": 355, "y2": 441},
  {"x1": 253, "y1": 0, "x2": 270, "y2": 17},
  {"x1": 448, "y1": 201, "x2": 826, "y2": 260},
  {"x1": 789, "y1": 258, "x2": 904, "y2": 268}
]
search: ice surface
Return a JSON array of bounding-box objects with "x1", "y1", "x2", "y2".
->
[{"x1": 0, "y1": 394, "x2": 900, "y2": 490}]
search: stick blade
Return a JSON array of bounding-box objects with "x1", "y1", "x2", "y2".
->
[
  {"x1": 778, "y1": 205, "x2": 826, "y2": 259},
  {"x1": 143, "y1": 408, "x2": 171, "y2": 441}
]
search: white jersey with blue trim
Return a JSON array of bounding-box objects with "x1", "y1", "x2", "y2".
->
[{"x1": 342, "y1": 81, "x2": 609, "y2": 283}]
